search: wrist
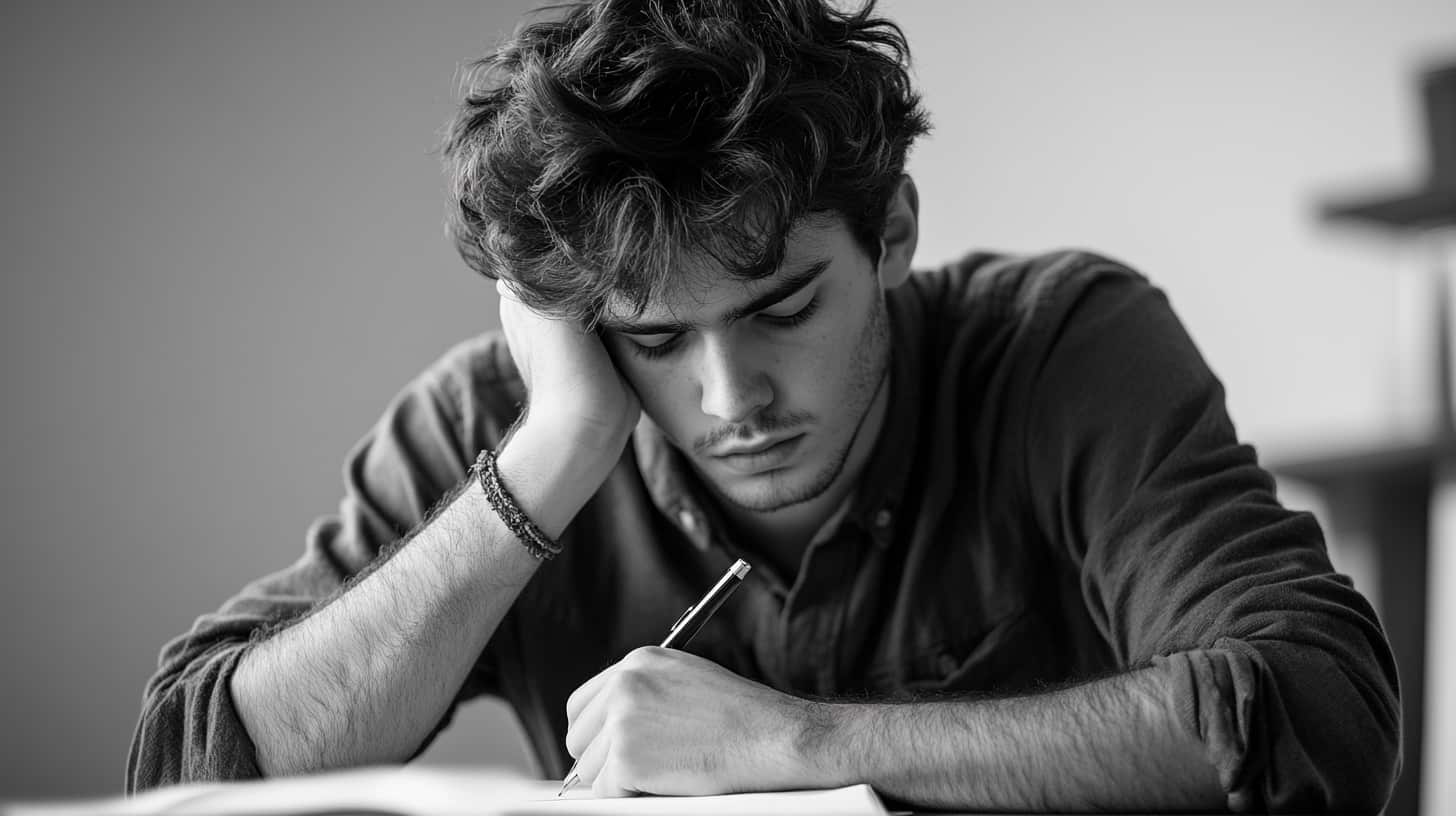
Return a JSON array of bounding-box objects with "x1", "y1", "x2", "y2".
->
[
  {"x1": 494, "y1": 420, "x2": 626, "y2": 540},
  {"x1": 786, "y1": 698, "x2": 861, "y2": 790}
]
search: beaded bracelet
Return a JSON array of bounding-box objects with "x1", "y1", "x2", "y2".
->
[{"x1": 471, "y1": 447, "x2": 561, "y2": 560}]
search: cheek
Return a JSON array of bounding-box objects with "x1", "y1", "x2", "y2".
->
[
  {"x1": 603, "y1": 340, "x2": 688, "y2": 413},
  {"x1": 781, "y1": 342, "x2": 836, "y2": 393},
  {"x1": 624, "y1": 364, "x2": 699, "y2": 427},
  {"x1": 796, "y1": 312, "x2": 870, "y2": 390},
  {"x1": 795, "y1": 305, "x2": 887, "y2": 418}
]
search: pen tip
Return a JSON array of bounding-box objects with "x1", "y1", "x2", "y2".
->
[{"x1": 558, "y1": 773, "x2": 579, "y2": 797}]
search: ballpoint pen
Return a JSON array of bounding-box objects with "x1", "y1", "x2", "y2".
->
[{"x1": 558, "y1": 558, "x2": 752, "y2": 797}]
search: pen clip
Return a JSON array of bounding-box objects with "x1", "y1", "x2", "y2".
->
[{"x1": 669, "y1": 603, "x2": 696, "y2": 633}]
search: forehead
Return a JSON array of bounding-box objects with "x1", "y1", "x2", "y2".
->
[{"x1": 601, "y1": 215, "x2": 860, "y2": 327}]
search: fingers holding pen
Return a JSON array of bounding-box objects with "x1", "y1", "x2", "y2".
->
[
  {"x1": 566, "y1": 649, "x2": 670, "y2": 757},
  {"x1": 566, "y1": 647, "x2": 670, "y2": 728},
  {"x1": 573, "y1": 733, "x2": 626, "y2": 798},
  {"x1": 564, "y1": 674, "x2": 612, "y2": 762},
  {"x1": 558, "y1": 568, "x2": 756, "y2": 796},
  {"x1": 564, "y1": 677, "x2": 646, "y2": 797},
  {"x1": 565, "y1": 658, "x2": 616, "y2": 727}
]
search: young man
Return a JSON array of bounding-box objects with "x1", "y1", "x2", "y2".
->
[{"x1": 129, "y1": 1, "x2": 1400, "y2": 811}]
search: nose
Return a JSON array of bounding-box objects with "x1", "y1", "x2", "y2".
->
[{"x1": 697, "y1": 335, "x2": 772, "y2": 424}]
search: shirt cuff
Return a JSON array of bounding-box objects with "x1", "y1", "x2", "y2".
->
[{"x1": 1152, "y1": 645, "x2": 1260, "y2": 813}]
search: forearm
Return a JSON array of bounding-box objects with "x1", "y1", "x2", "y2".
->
[
  {"x1": 799, "y1": 665, "x2": 1226, "y2": 812},
  {"x1": 231, "y1": 421, "x2": 615, "y2": 777}
]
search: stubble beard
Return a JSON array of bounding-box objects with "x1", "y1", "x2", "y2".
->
[{"x1": 711, "y1": 291, "x2": 891, "y2": 514}]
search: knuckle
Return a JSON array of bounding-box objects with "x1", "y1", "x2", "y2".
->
[
  {"x1": 612, "y1": 670, "x2": 651, "y2": 704},
  {"x1": 623, "y1": 646, "x2": 656, "y2": 668}
]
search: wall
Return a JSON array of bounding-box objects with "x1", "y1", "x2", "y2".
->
[{"x1": 2, "y1": 0, "x2": 1453, "y2": 804}]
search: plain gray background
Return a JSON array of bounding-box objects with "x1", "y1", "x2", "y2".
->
[{"x1": 3, "y1": 0, "x2": 1455, "y2": 808}]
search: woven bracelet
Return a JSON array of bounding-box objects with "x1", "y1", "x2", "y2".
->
[{"x1": 471, "y1": 448, "x2": 561, "y2": 560}]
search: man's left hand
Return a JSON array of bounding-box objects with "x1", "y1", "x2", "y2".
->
[{"x1": 563, "y1": 646, "x2": 821, "y2": 797}]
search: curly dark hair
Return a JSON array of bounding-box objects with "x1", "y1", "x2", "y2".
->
[{"x1": 438, "y1": 0, "x2": 930, "y2": 326}]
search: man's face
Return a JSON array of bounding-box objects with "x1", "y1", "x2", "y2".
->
[{"x1": 600, "y1": 216, "x2": 892, "y2": 513}]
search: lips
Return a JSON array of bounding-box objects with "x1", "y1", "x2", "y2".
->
[
  {"x1": 712, "y1": 436, "x2": 795, "y2": 458},
  {"x1": 711, "y1": 434, "x2": 806, "y2": 474}
]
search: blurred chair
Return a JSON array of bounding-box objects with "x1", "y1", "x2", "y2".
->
[{"x1": 1273, "y1": 57, "x2": 1456, "y2": 816}]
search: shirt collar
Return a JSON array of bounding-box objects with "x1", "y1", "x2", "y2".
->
[{"x1": 631, "y1": 281, "x2": 923, "y2": 551}]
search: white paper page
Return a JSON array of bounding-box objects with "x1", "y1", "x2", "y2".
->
[
  {"x1": 540, "y1": 783, "x2": 886, "y2": 815},
  {"x1": 3, "y1": 766, "x2": 888, "y2": 816}
]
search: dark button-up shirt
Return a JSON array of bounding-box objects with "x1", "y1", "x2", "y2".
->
[{"x1": 128, "y1": 249, "x2": 1401, "y2": 812}]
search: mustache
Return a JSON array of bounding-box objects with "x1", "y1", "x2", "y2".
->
[{"x1": 692, "y1": 411, "x2": 814, "y2": 453}]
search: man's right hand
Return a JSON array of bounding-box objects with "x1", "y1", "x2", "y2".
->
[{"x1": 496, "y1": 279, "x2": 641, "y2": 458}]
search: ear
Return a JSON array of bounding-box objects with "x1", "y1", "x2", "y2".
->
[{"x1": 876, "y1": 174, "x2": 919, "y2": 290}]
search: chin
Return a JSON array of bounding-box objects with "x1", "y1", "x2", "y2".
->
[{"x1": 710, "y1": 460, "x2": 842, "y2": 514}]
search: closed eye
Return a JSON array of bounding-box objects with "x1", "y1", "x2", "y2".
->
[
  {"x1": 627, "y1": 332, "x2": 683, "y2": 361},
  {"x1": 625, "y1": 292, "x2": 821, "y2": 361},
  {"x1": 758, "y1": 295, "x2": 820, "y2": 328}
]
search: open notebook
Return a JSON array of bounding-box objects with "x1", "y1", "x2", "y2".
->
[{"x1": 5, "y1": 766, "x2": 890, "y2": 816}]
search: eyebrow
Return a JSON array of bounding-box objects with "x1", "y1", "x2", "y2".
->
[{"x1": 604, "y1": 258, "x2": 833, "y2": 336}]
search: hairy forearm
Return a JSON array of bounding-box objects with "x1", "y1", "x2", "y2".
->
[
  {"x1": 799, "y1": 666, "x2": 1226, "y2": 812},
  {"x1": 231, "y1": 422, "x2": 614, "y2": 777}
]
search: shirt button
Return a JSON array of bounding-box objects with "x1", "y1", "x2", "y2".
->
[
  {"x1": 677, "y1": 509, "x2": 699, "y2": 532},
  {"x1": 874, "y1": 509, "x2": 893, "y2": 528},
  {"x1": 938, "y1": 652, "x2": 959, "y2": 675}
]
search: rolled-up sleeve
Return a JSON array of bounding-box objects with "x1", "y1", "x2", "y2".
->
[
  {"x1": 1021, "y1": 260, "x2": 1400, "y2": 812},
  {"x1": 126, "y1": 340, "x2": 512, "y2": 793}
]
